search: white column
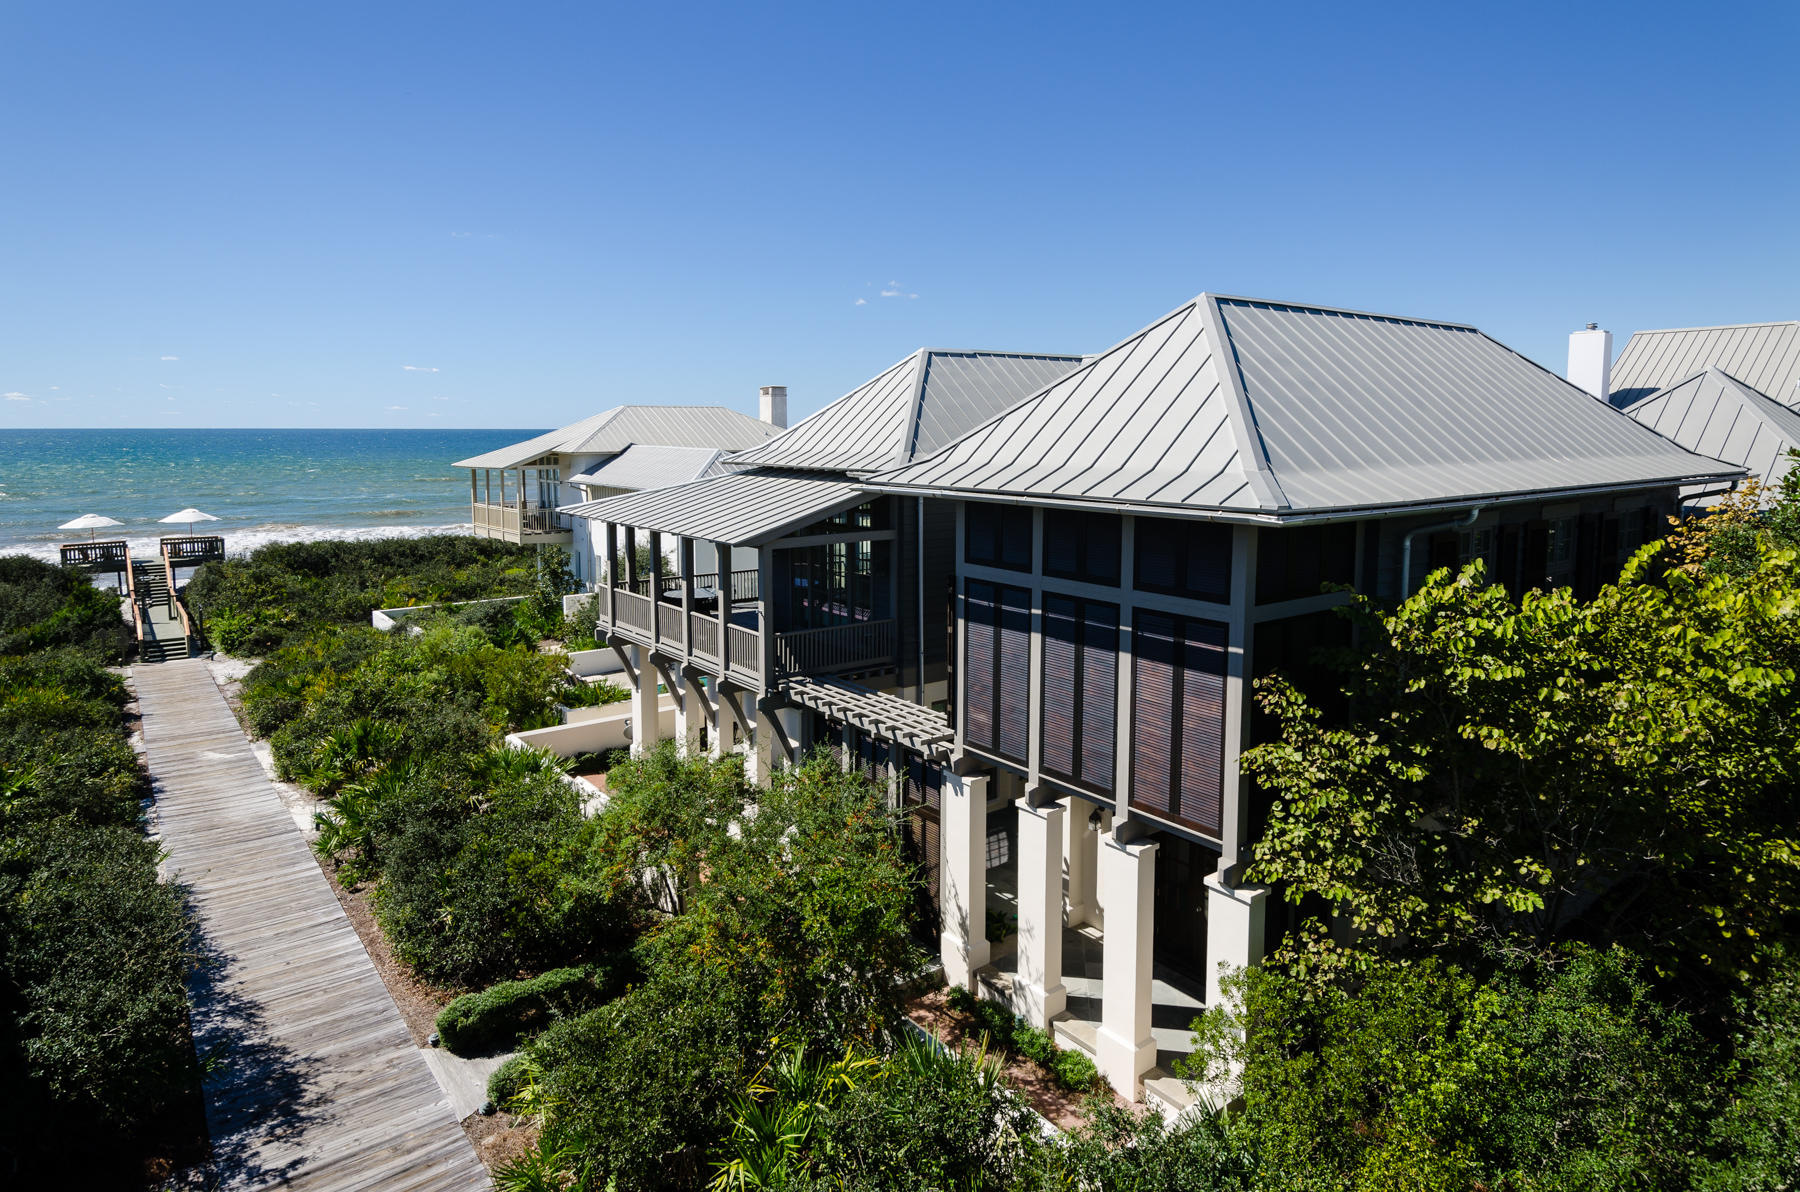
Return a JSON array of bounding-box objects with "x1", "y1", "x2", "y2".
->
[
  {"x1": 1065, "y1": 795, "x2": 1098, "y2": 928},
  {"x1": 629, "y1": 649, "x2": 661, "y2": 758},
  {"x1": 1203, "y1": 873, "x2": 1268, "y2": 1009},
  {"x1": 674, "y1": 668, "x2": 705, "y2": 757},
  {"x1": 939, "y1": 769, "x2": 991, "y2": 989},
  {"x1": 1096, "y1": 830, "x2": 1157, "y2": 1097},
  {"x1": 713, "y1": 686, "x2": 745, "y2": 761},
  {"x1": 1014, "y1": 798, "x2": 1067, "y2": 1027}
]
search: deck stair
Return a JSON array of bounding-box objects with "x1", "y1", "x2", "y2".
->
[{"x1": 132, "y1": 558, "x2": 195, "y2": 663}]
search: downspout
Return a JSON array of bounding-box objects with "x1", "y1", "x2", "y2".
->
[{"x1": 1400, "y1": 506, "x2": 1482, "y2": 598}]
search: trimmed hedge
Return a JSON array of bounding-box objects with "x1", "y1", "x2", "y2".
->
[
  {"x1": 436, "y1": 958, "x2": 632, "y2": 1056},
  {"x1": 945, "y1": 985, "x2": 1101, "y2": 1093},
  {"x1": 486, "y1": 1054, "x2": 530, "y2": 1108}
]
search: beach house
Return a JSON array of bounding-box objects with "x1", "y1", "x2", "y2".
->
[
  {"x1": 1565, "y1": 320, "x2": 1800, "y2": 503},
  {"x1": 566, "y1": 294, "x2": 1741, "y2": 1106},
  {"x1": 453, "y1": 403, "x2": 784, "y2": 580}
]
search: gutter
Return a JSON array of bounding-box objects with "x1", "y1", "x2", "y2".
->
[{"x1": 1400, "y1": 507, "x2": 1482, "y2": 598}]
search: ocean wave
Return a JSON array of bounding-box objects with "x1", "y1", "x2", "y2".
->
[{"x1": 1, "y1": 522, "x2": 475, "y2": 565}]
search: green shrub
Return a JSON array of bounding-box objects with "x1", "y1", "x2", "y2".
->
[
  {"x1": 436, "y1": 961, "x2": 632, "y2": 1056},
  {"x1": 0, "y1": 556, "x2": 127, "y2": 663},
  {"x1": 486, "y1": 1054, "x2": 532, "y2": 1110},
  {"x1": 1050, "y1": 1048, "x2": 1098, "y2": 1093},
  {"x1": 1012, "y1": 1021, "x2": 1053, "y2": 1066}
]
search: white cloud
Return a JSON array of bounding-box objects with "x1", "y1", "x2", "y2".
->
[
  {"x1": 854, "y1": 298, "x2": 867, "y2": 306},
  {"x1": 879, "y1": 286, "x2": 918, "y2": 299},
  {"x1": 432, "y1": 395, "x2": 450, "y2": 401},
  {"x1": 158, "y1": 383, "x2": 178, "y2": 390},
  {"x1": 402, "y1": 365, "x2": 439, "y2": 373},
  {"x1": 3, "y1": 392, "x2": 29, "y2": 402},
  {"x1": 428, "y1": 411, "x2": 444, "y2": 417},
  {"x1": 49, "y1": 386, "x2": 58, "y2": 391},
  {"x1": 160, "y1": 355, "x2": 179, "y2": 361},
  {"x1": 386, "y1": 405, "x2": 408, "y2": 411}
]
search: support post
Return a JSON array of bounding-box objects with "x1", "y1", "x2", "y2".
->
[
  {"x1": 629, "y1": 648, "x2": 662, "y2": 757},
  {"x1": 939, "y1": 768, "x2": 992, "y2": 989},
  {"x1": 1013, "y1": 792, "x2": 1067, "y2": 1027},
  {"x1": 715, "y1": 540, "x2": 732, "y2": 672},
  {"x1": 1065, "y1": 795, "x2": 1099, "y2": 928},
  {"x1": 676, "y1": 665, "x2": 706, "y2": 757},
  {"x1": 1203, "y1": 873, "x2": 1268, "y2": 1009},
  {"x1": 1095, "y1": 829, "x2": 1158, "y2": 1097}
]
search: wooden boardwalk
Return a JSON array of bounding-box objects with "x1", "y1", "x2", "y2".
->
[{"x1": 136, "y1": 658, "x2": 492, "y2": 1191}]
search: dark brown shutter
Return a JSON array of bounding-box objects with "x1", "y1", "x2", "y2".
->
[
  {"x1": 1497, "y1": 524, "x2": 1522, "y2": 595},
  {"x1": 1135, "y1": 523, "x2": 1178, "y2": 592},
  {"x1": 1177, "y1": 619, "x2": 1228, "y2": 836},
  {"x1": 1079, "y1": 601, "x2": 1118, "y2": 791},
  {"x1": 1131, "y1": 612, "x2": 1177, "y2": 818},
  {"x1": 963, "y1": 581, "x2": 997, "y2": 751},
  {"x1": 1044, "y1": 510, "x2": 1079, "y2": 579},
  {"x1": 1041, "y1": 595, "x2": 1078, "y2": 779},
  {"x1": 996, "y1": 585, "x2": 1031, "y2": 762},
  {"x1": 1522, "y1": 520, "x2": 1549, "y2": 590}
]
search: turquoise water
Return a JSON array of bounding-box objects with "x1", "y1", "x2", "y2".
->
[{"x1": 0, "y1": 429, "x2": 544, "y2": 561}]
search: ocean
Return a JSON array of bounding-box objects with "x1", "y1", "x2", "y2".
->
[{"x1": 0, "y1": 428, "x2": 545, "y2": 563}]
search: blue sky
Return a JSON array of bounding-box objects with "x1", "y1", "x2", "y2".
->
[{"x1": 2, "y1": 1, "x2": 1794, "y2": 429}]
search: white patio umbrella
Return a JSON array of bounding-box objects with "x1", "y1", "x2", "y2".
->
[
  {"x1": 58, "y1": 513, "x2": 123, "y2": 541},
  {"x1": 159, "y1": 507, "x2": 219, "y2": 536}
]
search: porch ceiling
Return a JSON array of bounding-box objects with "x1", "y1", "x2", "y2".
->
[
  {"x1": 559, "y1": 468, "x2": 868, "y2": 546},
  {"x1": 782, "y1": 674, "x2": 954, "y2": 759}
]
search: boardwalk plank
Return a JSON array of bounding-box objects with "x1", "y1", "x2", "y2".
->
[{"x1": 136, "y1": 659, "x2": 491, "y2": 1192}]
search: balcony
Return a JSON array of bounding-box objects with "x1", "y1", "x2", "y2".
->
[{"x1": 470, "y1": 501, "x2": 573, "y2": 545}]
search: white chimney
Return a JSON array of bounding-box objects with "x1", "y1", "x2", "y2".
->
[
  {"x1": 1567, "y1": 323, "x2": 1613, "y2": 403},
  {"x1": 759, "y1": 385, "x2": 788, "y2": 429}
]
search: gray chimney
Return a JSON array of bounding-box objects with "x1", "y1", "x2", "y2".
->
[
  {"x1": 1567, "y1": 323, "x2": 1613, "y2": 403},
  {"x1": 759, "y1": 385, "x2": 788, "y2": 429}
]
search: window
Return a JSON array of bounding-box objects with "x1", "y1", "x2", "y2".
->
[
  {"x1": 1547, "y1": 518, "x2": 1576, "y2": 568},
  {"x1": 776, "y1": 541, "x2": 890, "y2": 631},
  {"x1": 1130, "y1": 612, "x2": 1227, "y2": 837},
  {"x1": 1460, "y1": 527, "x2": 1496, "y2": 568},
  {"x1": 963, "y1": 580, "x2": 1031, "y2": 763},
  {"x1": 1620, "y1": 507, "x2": 1658, "y2": 555},
  {"x1": 1256, "y1": 523, "x2": 1357, "y2": 603},
  {"x1": 965, "y1": 502, "x2": 1032, "y2": 572},
  {"x1": 1040, "y1": 595, "x2": 1118, "y2": 793},
  {"x1": 1135, "y1": 517, "x2": 1232, "y2": 601},
  {"x1": 1044, "y1": 510, "x2": 1121, "y2": 586},
  {"x1": 793, "y1": 499, "x2": 889, "y2": 538}
]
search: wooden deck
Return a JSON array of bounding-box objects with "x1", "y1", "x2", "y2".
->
[{"x1": 136, "y1": 658, "x2": 492, "y2": 1191}]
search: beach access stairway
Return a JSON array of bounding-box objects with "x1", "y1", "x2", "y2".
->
[
  {"x1": 133, "y1": 556, "x2": 196, "y2": 662},
  {"x1": 137, "y1": 657, "x2": 492, "y2": 1190}
]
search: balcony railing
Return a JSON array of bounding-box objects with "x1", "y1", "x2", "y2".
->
[
  {"x1": 60, "y1": 540, "x2": 129, "y2": 570},
  {"x1": 160, "y1": 535, "x2": 226, "y2": 565},
  {"x1": 614, "y1": 589, "x2": 653, "y2": 636},
  {"x1": 655, "y1": 601, "x2": 685, "y2": 649},
  {"x1": 472, "y1": 502, "x2": 568, "y2": 538},
  {"x1": 690, "y1": 613, "x2": 720, "y2": 661},
  {"x1": 727, "y1": 625, "x2": 762, "y2": 684},
  {"x1": 774, "y1": 619, "x2": 897, "y2": 677}
]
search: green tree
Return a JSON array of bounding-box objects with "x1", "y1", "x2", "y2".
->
[{"x1": 1244, "y1": 541, "x2": 1800, "y2": 983}]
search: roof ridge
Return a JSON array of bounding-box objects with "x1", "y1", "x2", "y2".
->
[
  {"x1": 1205, "y1": 291, "x2": 1480, "y2": 332},
  {"x1": 1625, "y1": 320, "x2": 1800, "y2": 336},
  {"x1": 1201, "y1": 295, "x2": 1291, "y2": 511}
]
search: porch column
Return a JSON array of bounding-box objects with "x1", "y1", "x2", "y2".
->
[
  {"x1": 676, "y1": 666, "x2": 706, "y2": 757},
  {"x1": 1204, "y1": 874, "x2": 1268, "y2": 1009},
  {"x1": 1096, "y1": 828, "x2": 1158, "y2": 1097},
  {"x1": 939, "y1": 768, "x2": 991, "y2": 989},
  {"x1": 1065, "y1": 795, "x2": 1100, "y2": 929},
  {"x1": 1013, "y1": 791, "x2": 1067, "y2": 1028},
  {"x1": 629, "y1": 651, "x2": 662, "y2": 757}
]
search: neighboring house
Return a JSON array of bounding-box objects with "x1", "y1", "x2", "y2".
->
[
  {"x1": 452, "y1": 401, "x2": 782, "y2": 580},
  {"x1": 567, "y1": 297, "x2": 1739, "y2": 1107},
  {"x1": 1566, "y1": 320, "x2": 1800, "y2": 501}
]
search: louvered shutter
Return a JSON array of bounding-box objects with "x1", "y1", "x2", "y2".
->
[
  {"x1": 1177, "y1": 619, "x2": 1228, "y2": 836},
  {"x1": 1044, "y1": 510, "x2": 1079, "y2": 579},
  {"x1": 1041, "y1": 595, "x2": 1079, "y2": 779},
  {"x1": 1079, "y1": 601, "x2": 1118, "y2": 792},
  {"x1": 996, "y1": 585, "x2": 1031, "y2": 762},
  {"x1": 1131, "y1": 612, "x2": 1177, "y2": 817},
  {"x1": 1135, "y1": 523, "x2": 1178, "y2": 592},
  {"x1": 963, "y1": 581, "x2": 997, "y2": 752},
  {"x1": 1184, "y1": 522, "x2": 1233, "y2": 601}
]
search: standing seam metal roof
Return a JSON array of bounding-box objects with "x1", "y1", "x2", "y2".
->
[
  {"x1": 1621, "y1": 368, "x2": 1800, "y2": 491},
  {"x1": 564, "y1": 444, "x2": 728, "y2": 491},
  {"x1": 723, "y1": 350, "x2": 1084, "y2": 474},
  {"x1": 865, "y1": 293, "x2": 1742, "y2": 516},
  {"x1": 452, "y1": 405, "x2": 778, "y2": 469},
  {"x1": 1609, "y1": 322, "x2": 1800, "y2": 411},
  {"x1": 558, "y1": 469, "x2": 869, "y2": 546}
]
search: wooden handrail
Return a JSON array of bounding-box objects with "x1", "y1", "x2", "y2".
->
[
  {"x1": 123, "y1": 545, "x2": 145, "y2": 646},
  {"x1": 162, "y1": 544, "x2": 197, "y2": 644}
]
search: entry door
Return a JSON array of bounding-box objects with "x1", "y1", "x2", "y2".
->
[
  {"x1": 899, "y1": 749, "x2": 943, "y2": 939},
  {"x1": 1153, "y1": 834, "x2": 1216, "y2": 985}
]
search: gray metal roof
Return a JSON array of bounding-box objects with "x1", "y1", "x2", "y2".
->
[
  {"x1": 565, "y1": 445, "x2": 728, "y2": 492},
  {"x1": 453, "y1": 405, "x2": 778, "y2": 470},
  {"x1": 724, "y1": 349, "x2": 1084, "y2": 474},
  {"x1": 559, "y1": 469, "x2": 868, "y2": 546},
  {"x1": 1610, "y1": 322, "x2": 1800, "y2": 410},
  {"x1": 1622, "y1": 368, "x2": 1800, "y2": 491},
  {"x1": 866, "y1": 294, "x2": 1742, "y2": 519}
]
